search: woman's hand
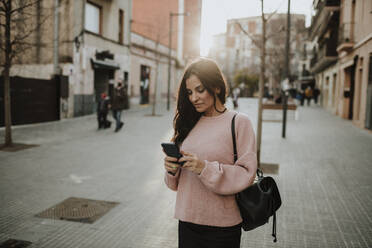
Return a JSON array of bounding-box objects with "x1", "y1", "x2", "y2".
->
[
  {"x1": 179, "y1": 151, "x2": 205, "y2": 175},
  {"x1": 164, "y1": 156, "x2": 181, "y2": 175}
]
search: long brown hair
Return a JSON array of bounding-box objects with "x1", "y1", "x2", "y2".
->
[{"x1": 172, "y1": 58, "x2": 228, "y2": 146}]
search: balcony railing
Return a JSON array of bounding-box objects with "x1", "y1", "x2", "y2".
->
[
  {"x1": 314, "y1": 0, "x2": 340, "y2": 15},
  {"x1": 325, "y1": 0, "x2": 341, "y2": 7},
  {"x1": 310, "y1": 0, "x2": 340, "y2": 40},
  {"x1": 310, "y1": 41, "x2": 338, "y2": 73},
  {"x1": 310, "y1": 53, "x2": 317, "y2": 69},
  {"x1": 338, "y1": 22, "x2": 354, "y2": 43},
  {"x1": 337, "y1": 22, "x2": 355, "y2": 52},
  {"x1": 302, "y1": 69, "x2": 310, "y2": 77}
]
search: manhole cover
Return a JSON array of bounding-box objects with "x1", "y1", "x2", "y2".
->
[
  {"x1": 35, "y1": 197, "x2": 119, "y2": 224},
  {"x1": 259, "y1": 163, "x2": 279, "y2": 175},
  {"x1": 0, "y1": 239, "x2": 32, "y2": 248},
  {"x1": 0, "y1": 143, "x2": 39, "y2": 152}
]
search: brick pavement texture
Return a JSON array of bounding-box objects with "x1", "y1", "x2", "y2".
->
[{"x1": 0, "y1": 98, "x2": 371, "y2": 248}]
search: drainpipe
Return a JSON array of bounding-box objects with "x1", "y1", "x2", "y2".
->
[
  {"x1": 53, "y1": 0, "x2": 60, "y2": 75},
  {"x1": 128, "y1": 0, "x2": 132, "y2": 48}
]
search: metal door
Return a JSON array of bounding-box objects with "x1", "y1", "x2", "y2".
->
[{"x1": 0, "y1": 76, "x2": 59, "y2": 126}]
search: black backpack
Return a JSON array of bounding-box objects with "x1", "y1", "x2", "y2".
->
[{"x1": 231, "y1": 114, "x2": 282, "y2": 242}]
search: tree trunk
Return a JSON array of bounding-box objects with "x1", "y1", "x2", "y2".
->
[
  {"x1": 3, "y1": 67, "x2": 12, "y2": 146},
  {"x1": 152, "y1": 36, "x2": 160, "y2": 116},
  {"x1": 257, "y1": 0, "x2": 266, "y2": 166},
  {"x1": 4, "y1": 0, "x2": 13, "y2": 146}
]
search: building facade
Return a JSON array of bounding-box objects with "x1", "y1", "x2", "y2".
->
[
  {"x1": 209, "y1": 14, "x2": 306, "y2": 94},
  {"x1": 73, "y1": 0, "x2": 132, "y2": 117},
  {"x1": 1, "y1": 0, "x2": 202, "y2": 126},
  {"x1": 309, "y1": 0, "x2": 340, "y2": 112},
  {"x1": 310, "y1": 0, "x2": 372, "y2": 130},
  {"x1": 209, "y1": 33, "x2": 228, "y2": 77},
  {"x1": 336, "y1": 0, "x2": 372, "y2": 129},
  {"x1": 0, "y1": 0, "x2": 132, "y2": 123},
  {"x1": 130, "y1": 0, "x2": 201, "y2": 105},
  {"x1": 296, "y1": 28, "x2": 316, "y2": 91}
]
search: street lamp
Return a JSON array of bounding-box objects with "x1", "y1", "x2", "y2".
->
[
  {"x1": 282, "y1": 0, "x2": 291, "y2": 138},
  {"x1": 167, "y1": 12, "x2": 190, "y2": 111}
]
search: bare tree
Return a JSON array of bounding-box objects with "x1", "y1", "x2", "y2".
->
[
  {"x1": 234, "y1": 3, "x2": 305, "y2": 162},
  {"x1": 0, "y1": 0, "x2": 49, "y2": 146},
  {"x1": 151, "y1": 33, "x2": 161, "y2": 116},
  {"x1": 235, "y1": 13, "x2": 287, "y2": 91},
  {"x1": 233, "y1": 1, "x2": 274, "y2": 164}
]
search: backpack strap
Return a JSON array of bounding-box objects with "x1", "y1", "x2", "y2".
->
[
  {"x1": 231, "y1": 113, "x2": 277, "y2": 242},
  {"x1": 231, "y1": 114, "x2": 238, "y2": 163}
]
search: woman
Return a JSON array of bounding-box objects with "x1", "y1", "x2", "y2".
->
[{"x1": 164, "y1": 58, "x2": 257, "y2": 248}]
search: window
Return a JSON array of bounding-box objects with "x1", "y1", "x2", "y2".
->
[
  {"x1": 234, "y1": 23, "x2": 241, "y2": 34},
  {"x1": 248, "y1": 21, "x2": 256, "y2": 33},
  {"x1": 119, "y1": 9, "x2": 124, "y2": 44},
  {"x1": 229, "y1": 24, "x2": 234, "y2": 35},
  {"x1": 85, "y1": 2, "x2": 101, "y2": 34}
]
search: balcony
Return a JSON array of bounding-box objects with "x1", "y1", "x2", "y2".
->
[
  {"x1": 310, "y1": 0, "x2": 340, "y2": 40},
  {"x1": 337, "y1": 22, "x2": 355, "y2": 53},
  {"x1": 299, "y1": 69, "x2": 314, "y2": 81},
  {"x1": 310, "y1": 40, "x2": 338, "y2": 73},
  {"x1": 314, "y1": 0, "x2": 341, "y2": 11}
]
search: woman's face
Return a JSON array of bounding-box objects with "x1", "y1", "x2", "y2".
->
[{"x1": 185, "y1": 74, "x2": 216, "y2": 115}]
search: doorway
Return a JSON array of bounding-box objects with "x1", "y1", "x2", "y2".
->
[
  {"x1": 140, "y1": 65, "x2": 150, "y2": 104},
  {"x1": 344, "y1": 64, "x2": 355, "y2": 120},
  {"x1": 94, "y1": 68, "x2": 114, "y2": 106},
  {"x1": 323, "y1": 76, "x2": 329, "y2": 109},
  {"x1": 332, "y1": 73, "x2": 337, "y2": 108}
]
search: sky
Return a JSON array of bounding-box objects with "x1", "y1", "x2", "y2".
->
[{"x1": 200, "y1": 0, "x2": 314, "y2": 56}]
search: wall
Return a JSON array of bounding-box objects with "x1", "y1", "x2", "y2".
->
[
  {"x1": 353, "y1": 0, "x2": 372, "y2": 42},
  {"x1": 183, "y1": 0, "x2": 202, "y2": 62},
  {"x1": 131, "y1": 0, "x2": 178, "y2": 50},
  {"x1": 317, "y1": 64, "x2": 339, "y2": 113},
  {"x1": 337, "y1": 0, "x2": 372, "y2": 128},
  {"x1": 87, "y1": 0, "x2": 131, "y2": 46},
  {"x1": 130, "y1": 33, "x2": 179, "y2": 100}
]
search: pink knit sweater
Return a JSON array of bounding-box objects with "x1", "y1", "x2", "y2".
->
[{"x1": 165, "y1": 110, "x2": 257, "y2": 227}]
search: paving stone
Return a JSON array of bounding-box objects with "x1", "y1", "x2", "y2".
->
[{"x1": 0, "y1": 98, "x2": 371, "y2": 247}]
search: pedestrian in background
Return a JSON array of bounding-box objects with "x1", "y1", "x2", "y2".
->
[
  {"x1": 232, "y1": 87, "x2": 240, "y2": 109},
  {"x1": 296, "y1": 90, "x2": 305, "y2": 106},
  {"x1": 305, "y1": 86, "x2": 313, "y2": 106},
  {"x1": 97, "y1": 92, "x2": 111, "y2": 129},
  {"x1": 111, "y1": 82, "x2": 125, "y2": 132},
  {"x1": 313, "y1": 87, "x2": 320, "y2": 105},
  {"x1": 164, "y1": 58, "x2": 257, "y2": 248}
]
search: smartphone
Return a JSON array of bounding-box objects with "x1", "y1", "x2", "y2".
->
[{"x1": 161, "y1": 142, "x2": 184, "y2": 165}]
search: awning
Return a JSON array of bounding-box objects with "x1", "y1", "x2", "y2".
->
[{"x1": 90, "y1": 58, "x2": 120, "y2": 70}]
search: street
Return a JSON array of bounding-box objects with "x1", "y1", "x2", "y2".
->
[{"x1": 1, "y1": 98, "x2": 372, "y2": 248}]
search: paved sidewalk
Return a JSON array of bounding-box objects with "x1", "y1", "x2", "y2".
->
[
  {"x1": 0, "y1": 98, "x2": 371, "y2": 248},
  {"x1": 244, "y1": 100, "x2": 372, "y2": 248}
]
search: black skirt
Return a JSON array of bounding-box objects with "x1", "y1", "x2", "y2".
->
[{"x1": 178, "y1": 221, "x2": 242, "y2": 248}]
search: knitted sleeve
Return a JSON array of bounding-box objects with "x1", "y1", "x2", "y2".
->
[
  {"x1": 164, "y1": 169, "x2": 181, "y2": 191},
  {"x1": 198, "y1": 114, "x2": 257, "y2": 195}
]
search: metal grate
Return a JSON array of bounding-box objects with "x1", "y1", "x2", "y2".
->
[
  {"x1": 35, "y1": 197, "x2": 119, "y2": 224},
  {"x1": 0, "y1": 239, "x2": 32, "y2": 248}
]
